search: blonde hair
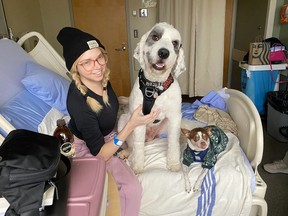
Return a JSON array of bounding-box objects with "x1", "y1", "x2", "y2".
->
[{"x1": 70, "y1": 48, "x2": 110, "y2": 113}]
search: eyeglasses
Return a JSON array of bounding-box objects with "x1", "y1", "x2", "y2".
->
[{"x1": 78, "y1": 53, "x2": 108, "y2": 71}]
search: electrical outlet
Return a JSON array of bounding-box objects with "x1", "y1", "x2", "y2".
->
[{"x1": 134, "y1": 29, "x2": 138, "y2": 38}]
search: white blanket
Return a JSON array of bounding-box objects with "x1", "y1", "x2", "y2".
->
[{"x1": 134, "y1": 132, "x2": 253, "y2": 216}]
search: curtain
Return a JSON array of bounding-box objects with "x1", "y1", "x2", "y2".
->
[{"x1": 158, "y1": 0, "x2": 226, "y2": 96}]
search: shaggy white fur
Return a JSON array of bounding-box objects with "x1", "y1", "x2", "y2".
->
[{"x1": 118, "y1": 22, "x2": 186, "y2": 173}]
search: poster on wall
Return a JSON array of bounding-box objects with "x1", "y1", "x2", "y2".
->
[{"x1": 280, "y1": 4, "x2": 288, "y2": 23}]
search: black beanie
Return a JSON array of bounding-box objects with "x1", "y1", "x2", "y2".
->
[{"x1": 57, "y1": 27, "x2": 105, "y2": 71}]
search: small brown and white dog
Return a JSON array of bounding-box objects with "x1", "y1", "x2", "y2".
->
[
  {"x1": 118, "y1": 22, "x2": 186, "y2": 174},
  {"x1": 181, "y1": 126, "x2": 228, "y2": 192},
  {"x1": 182, "y1": 127, "x2": 210, "y2": 154}
]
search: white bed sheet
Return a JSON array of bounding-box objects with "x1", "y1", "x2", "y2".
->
[{"x1": 131, "y1": 120, "x2": 253, "y2": 216}]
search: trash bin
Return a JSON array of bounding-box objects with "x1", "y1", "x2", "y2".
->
[{"x1": 267, "y1": 91, "x2": 288, "y2": 142}]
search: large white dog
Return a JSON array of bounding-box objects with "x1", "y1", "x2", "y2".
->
[{"x1": 118, "y1": 22, "x2": 186, "y2": 173}]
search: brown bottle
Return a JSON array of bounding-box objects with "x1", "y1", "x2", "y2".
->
[{"x1": 53, "y1": 119, "x2": 75, "y2": 158}]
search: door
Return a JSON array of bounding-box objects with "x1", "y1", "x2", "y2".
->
[
  {"x1": 230, "y1": 0, "x2": 269, "y2": 90},
  {"x1": 71, "y1": 0, "x2": 131, "y2": 96}
]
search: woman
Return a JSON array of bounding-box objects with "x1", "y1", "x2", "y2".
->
[{"x1": 57, "y1": 27, "x2": 159, "y2": 216}]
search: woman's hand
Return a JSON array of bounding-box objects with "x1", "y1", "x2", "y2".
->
[
  {"x1": 98, "y1": 104, "x2": 159, "y2": 161},
  {"x1": 129, "y1": 104, "x2": 160, "y2": 128}
]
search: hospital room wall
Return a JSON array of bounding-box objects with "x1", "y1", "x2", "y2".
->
[
  {"x1": 0, "y1": 0, "x2": 72, "y2": 54},
  {"x1": 273, "y1": 0, "x2": 288, "y2": 46},
  {"x1": 0, "y1": 0, "x2": 157, "y2": 75},
  {"x1": 2, "y1": 0, "x2": 43, "y2": 39},
  {"x1": 126, "y1": 0, "x2": 158, "y2": 83},
  {"x1": 0, "y1": 0, "x2": 158, "y2": 84}
]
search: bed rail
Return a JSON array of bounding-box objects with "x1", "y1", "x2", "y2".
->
[
  {"x1": 225, "y1": 88, "x2": 267, "y2": 216},
  {"x1": 0, "y1": 114, "x2": 15, "y2": 146},
  {"x1": 17, "y1": 32, "x2": 71, "y2": 81},
  {"x1": 225, "y1": 88, "x2": 264, "y2": 170}
]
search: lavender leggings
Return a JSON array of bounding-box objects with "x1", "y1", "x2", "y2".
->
[{"x1": 73, "y1": 135, "x2": 142, "y2": 216}]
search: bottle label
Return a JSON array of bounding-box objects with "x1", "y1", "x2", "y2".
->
[{"x1": 60, "y1": 142, "x2": 75, "y2": 158}]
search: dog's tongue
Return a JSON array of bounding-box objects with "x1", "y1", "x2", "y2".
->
[{"x1": 155, "y1": 62, "x2": 165, "y2": 70}]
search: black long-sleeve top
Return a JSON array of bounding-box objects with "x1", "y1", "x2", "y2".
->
[{"x1": 67, "y1": 81, "x2": 119, "y2": 155}]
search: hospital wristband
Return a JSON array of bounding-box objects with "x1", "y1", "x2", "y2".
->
[{"x1": 113, "y1": 133, "x2": 123, "y2": 147}]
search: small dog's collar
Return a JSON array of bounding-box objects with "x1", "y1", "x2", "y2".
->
[
  {"x1": 138, "y1": 69, "x2": 174, "y2": 115},
  {"x1": 186, "y1": 146, "x2": 208, "y2": 159}
]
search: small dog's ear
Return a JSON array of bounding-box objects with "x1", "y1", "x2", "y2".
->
[
  {"x1": 206, "y1": 128, "x2": 212, "y2": 136},
  {"x1": 181, "y1": 128, "x2": 190, "y2": 137},
  {"x1": 173, "y1": 45, "x2": 186, "y2": 78}
]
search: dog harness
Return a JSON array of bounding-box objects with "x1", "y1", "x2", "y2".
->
[
  {"x1": 138, "y1": 69, "x2": 174, "y2": 115},
  {"x1": 183, "y1": 148, "x2": 209, "y2": 167}
]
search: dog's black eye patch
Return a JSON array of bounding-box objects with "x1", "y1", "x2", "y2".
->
[
  {"x1": 146, "y1": 27, "x2": 164, "y2": 46},
  {"x1": 172, "y1": 40, "x2": 179, "y2": 48},
  {"x1": 152, "y1": 34, "x2": 160, "y2": 41}
]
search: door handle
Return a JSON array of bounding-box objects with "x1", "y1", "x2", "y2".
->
[{"x1": 115, "y1": 42, "x2": 126, "y2": 51}]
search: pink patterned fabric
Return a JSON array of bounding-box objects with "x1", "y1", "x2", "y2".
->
[{"x1": 72, "y1": 131, "x2": 142, "y2": 216}]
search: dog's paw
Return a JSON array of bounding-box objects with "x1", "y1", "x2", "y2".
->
[
  {"x1": 193, "y1": 184, "x2": 201, "y2": 193},
  {"x1": 185, "y1": 185, "x2": 192, "y2": 193},
  {"x1": 116, "y1": 149, "x2": 130, "y2": 159},
  {"x1": 167, "y1": 163, "x2": 181, "y2": 172},
  {"x1": 132, "y1": 166, "x2": 144, "y2": 174},
  {"x1": 131, "y1": 162, "x2": 144, "y2": 174}
]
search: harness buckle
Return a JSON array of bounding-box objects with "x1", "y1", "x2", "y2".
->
[{"x1": 145, "y1": 87, "x2": 155, "y2": 98}]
